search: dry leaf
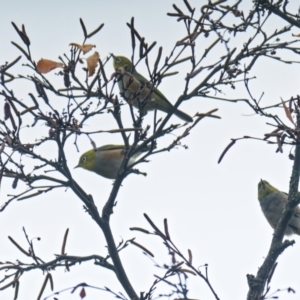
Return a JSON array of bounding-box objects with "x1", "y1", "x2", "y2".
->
[
  {"x1": 188, "y1": 249, "x2": 192, "y2": 264},
  {"x1": 79, "y1": 287, "x2": 86, "y2": 299},
  {"x1": 130, "y1": 240, "x2": 154, "y2": 257},
  {"x1": 177, "y1": 268, "x2": 197, "y2": 275},
  {"x1": 86, "y1": 51, "x2": 100, "y2": 76},
  {"x1": 36, "y1": 59, "x2": 63, "y2": 74},
  {"x1": 292, "y1": 33, "x2": 300, "y2": 37},
  {"x1": 4, "y1": 134, "x2": 12, "y2": 146},
  {"x1": 281, "y1": 97, "x2": 295, "y2": 125},
  {"x1": 69, "y1": 43, "x2": 95, "y2": 54}
]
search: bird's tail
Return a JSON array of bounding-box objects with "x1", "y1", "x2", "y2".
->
[{"x1": 174, "y1": 109, "x2": 193, "y2": 123}]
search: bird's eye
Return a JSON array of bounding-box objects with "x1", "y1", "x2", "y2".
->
[
  {"x1": 116, "y1": 57, "x2": 121, "y2": 63},
  {"x1": 81, "y1": 156, "x2": 87, "y2": 163}
]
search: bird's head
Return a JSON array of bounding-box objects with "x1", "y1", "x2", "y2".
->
[
  {"x1": 258, "y1": 179, "x2": 278, "y2": 201},
  {"x1": 111, "y1": 54, "x2": 133, "y2": 71},
  {"x1": 75, "y1": 149, "x2": 96, "y2": 172}
]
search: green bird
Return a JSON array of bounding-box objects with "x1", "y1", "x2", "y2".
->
[
  {"x1": 258, "y1": 179, "x2": 300, "y2": 235},
  {"x1": 75, "y1": 144, "x2": 149, "y2": 179},
  {"x1": 112, "y1": 55, "x2": 193, "y2": 123}
]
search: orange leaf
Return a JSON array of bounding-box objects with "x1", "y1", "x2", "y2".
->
[
  {"x1": 86, "y1": 51, "x2": 100, "y2": 76},
  {"x1": 36, "y1": 59, "x2": 63, "y2": 74},
  {"x1": 69, "y1": 43, "x2": 95, "y2": 54},
  {"x1": 281, "y1": 97, "x2": 295, "y2": 125}
]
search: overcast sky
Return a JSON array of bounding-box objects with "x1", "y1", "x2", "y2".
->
[{"x1": 1, "y1": 1, "x2": 300, "y2": 300}]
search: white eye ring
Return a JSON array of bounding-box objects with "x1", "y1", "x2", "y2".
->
[
  {"x1": 81, "y1": 156, "x2": 87, "y2": 163},
  {"x1": 116, "y1": 57, "x2": 121, "y2": 63}
]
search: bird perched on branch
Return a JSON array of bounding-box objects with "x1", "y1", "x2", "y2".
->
[
  {"x1": 75, "y1": 144, "x2": 150, "y2": 179},
  {"x1": 111, "y1": 54, "x2": 193, "y2": 123},
  {"x1": 258, "y1": 179, "x2": 300, "y2": 235}
]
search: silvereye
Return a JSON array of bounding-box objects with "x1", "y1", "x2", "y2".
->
[
  {"x1": 258, "y1": 179, "x2": 300, "y2": 235},
  {"x1": 76, "y1": 144, "x2": 149, "y2": 179},
  {"x1": 112, "y1": 55, "x2": 193, "y2": 123}
]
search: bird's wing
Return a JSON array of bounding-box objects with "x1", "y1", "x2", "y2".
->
[
  {"x1": 293, "y1": 205, "x2": 300, "y2": 219},
  {"x1": 288, "y1": 205, "x2": 300, "y2": 235},
  {"x1": 134, "y1": 71, "x2": 173, "y2": 106},
  {"x1": 97, "y1": 145, "x2": 124, "y2": 152},
  {"x1": 280, "y1": 191, "x2": 300, "y2": 219}
]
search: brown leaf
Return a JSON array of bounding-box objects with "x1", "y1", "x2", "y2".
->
[
  {"x1": 86, "y1": 51, "x2": 100, "y2": 76},
  {"x1": 4, "y1": 134, "x2": 13, "y2": 146},
  {"x1": 130, "y1": 240, "x2": 154, "y2": 257},
  {"x1": 281, "y1": 97, "x2": 295, "y2": 125},
  {"x1": 188, "y1": 249, "x2": 192, "y2": 264},
  {"x1": 263, "y1": 128, "x2": 282, "y2": 140},
  {"x1": 36, "y1": 59, "x2": 63, "y2": 74},
  {"x1": 129, "y1": 227, "x2": 150, "y2": 234},
  {"x1": 69, "y1": 43, "x2": 95, "y2": 54},
  {"x1": 292, "y1": 33, "x2": 300, "y2": 37},
  {"x1": 177, "y1": 268, "x2": 197, "y2": 275},
  {"x1": 79, "y1": 287, "x2": 86, "y2": 299}
]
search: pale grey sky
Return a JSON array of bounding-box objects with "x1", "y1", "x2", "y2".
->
[{"x1": 1, "y1": 1, "x2": 300, "y2": 299}]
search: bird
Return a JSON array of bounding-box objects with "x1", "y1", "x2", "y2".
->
[
  {"x1": 111, "y1": 55, "x2": 193, "y2": 123},
  {"x1": 257, "y1": 179, "x2": 300, "y2": 235},
  {"x1": 75, "y1": 144, "x2": 149, "y2": 179}
]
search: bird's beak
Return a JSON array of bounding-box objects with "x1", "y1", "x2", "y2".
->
[{"x1": 74, "y1": 165, "x2": 79, "y2": 169}]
